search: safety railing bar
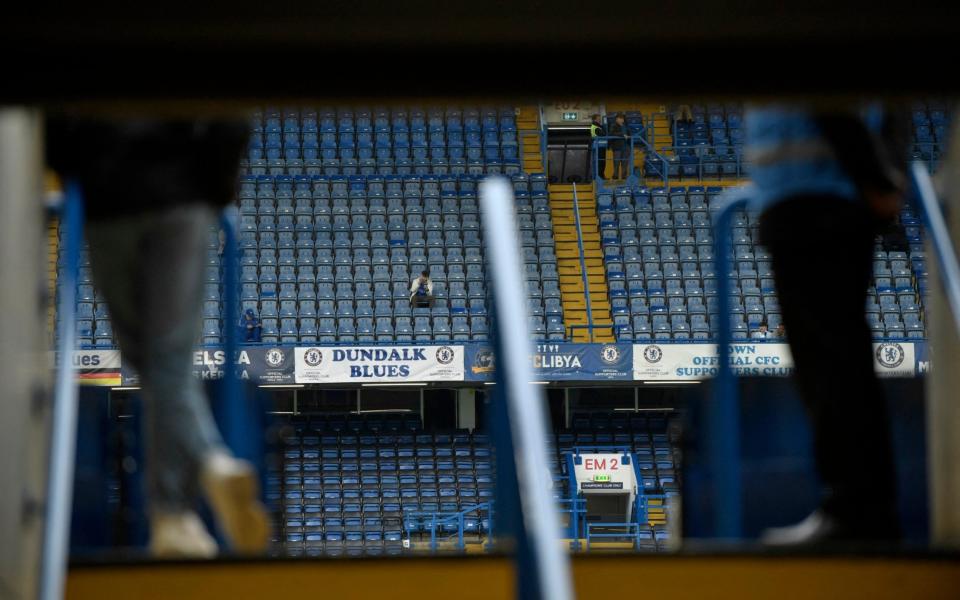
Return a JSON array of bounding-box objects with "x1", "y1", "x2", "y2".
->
[
  {"x1": 480, "y1": 177, "x2": 573, "y2": 600},
  {"x1": 40, "y1": 180, "x2": 85, "y2": 600},
  {"x1": 911, "y1": 161, "x2": 960, "y2": 336},
  {"x1": 710, "y1": 190, "x2": 751, "y2": 540},
  {"x1": 571, "y1": 183, "x2": 595, "y2": 342}
]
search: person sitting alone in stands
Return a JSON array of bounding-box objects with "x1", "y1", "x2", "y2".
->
[
  {"x1": 751, "y1": 321, "x2": 773, "y2": 340},
  {"x1": 241, "y1": 308, "x2": 262, "y2": 342},
  {"x1": 775, "y1": 323, "x2": 786, "y2": 339},
  {"x1": 409, "y1": 270, "x2": 435, "y2": 308}
]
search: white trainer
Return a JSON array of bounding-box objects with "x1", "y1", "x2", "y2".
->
[
  {"x1": 149, "y1": 511, "x2": 218, "y2": 558},
  {"x1": 200, "y1": 451, "x2": 271, "y2": 554}
]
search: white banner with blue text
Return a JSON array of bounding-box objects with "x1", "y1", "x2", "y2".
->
[
  {"x1": 633, "y1": 342, "x2": 915, "y2": 381},
  {"x1": 294, "y1": 345, "x2": 465, "y2": 383}
]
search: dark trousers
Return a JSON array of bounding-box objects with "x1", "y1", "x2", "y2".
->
[
  {"x1": 594, "y1": 145, "x2": 607, "y2": 179},
  {"x1": 612, "y1": 146, "x2": 629, "y2": 179},
  {"x1": 759, "y1": 196, "x2": 897, "y2": 526}
]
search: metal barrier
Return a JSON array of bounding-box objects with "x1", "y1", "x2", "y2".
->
[
  {"x1": 40, "y1": 180, "x2": 84, "y2": 600},
  {"x1": 585, "y1": 522, "x2": 643, "y2": 549},
  {"x1": 708, "y1": 162, "x2": 960, "y2": 541},
  {"x1": 912, "y1": 162, "x2": 960, "y2": 336},
  {"x1": 571, "y1": 182, "x2": 595, "y2": 341}
]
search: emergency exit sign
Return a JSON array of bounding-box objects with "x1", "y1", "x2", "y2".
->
[
  {"x1": 593, "y1": 474, "x2": 611, "y2": 482},
  {"x1": 562, "y1": 112, "x2": 578, "y2": 121}
]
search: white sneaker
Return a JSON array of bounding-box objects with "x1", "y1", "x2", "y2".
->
[
  {"x1": 760, "y1": 510, "x2": 833, "y2": 546},
  {"x1": 149, "y1": 511, "x2": 218, "y2": 558},
  {"x1": 200, "y1": 451, "x2": 271, "y2": 554}
]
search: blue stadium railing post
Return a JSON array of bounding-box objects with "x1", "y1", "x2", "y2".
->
[
  {"x1": 481, "y1": 177, "x2": 573, "y2": 600},
  {"x1": 710, "y1": 191, "x2": 751, "y2": 540},
  {"x1": 911, "y1": 162, "x2": 960, "y2": 334},
  {"x1": 40, "y1": 179, "x2": 84, "y2": 600},
  {"x1": 217, "y1": 207, "x2": 256, "y2": 462}
]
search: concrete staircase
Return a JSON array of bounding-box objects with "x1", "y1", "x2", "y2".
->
[
  {"x1": 549, "y1": 182, "x2": 613, "y2": 343},
  {"x1": 517, "y1": 105, "x2": 544, "y2": 172},
  {"x1": 47, "y1": 216, "x2": 59, "y2": 345}
]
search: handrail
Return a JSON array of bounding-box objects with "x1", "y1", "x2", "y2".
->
[
  {"x1": 538, "y1": 103, "x2": 549, "y2": 176},
  {"x1": 571, "y1": 183, "x2": 595, "y2": 342},
  {"x1": 40, "y1": 180, "x2": 84, "y2": 600},
  {"x1": 657, "y1": 144, "x2": 746, "y2": 182},
  {"x1": 585, "y1": 522, "x2": 642, "y2": 549},
  {"x1": 710, "y1": 190, "x2": 751, "y2": 540},
  {"x1": 911, "y1": 162, "x2": 960, "y2": 336},
  {"x1": 593, "y1": 135, "x2": 669, "y2": 188},
  {"x1": 632, "y1": 135, "x2": 670, "y2": 187}
]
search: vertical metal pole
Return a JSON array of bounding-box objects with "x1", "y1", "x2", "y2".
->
[
  {"x1": 913, "y1": 161, "x2": 960, "y2": 546},
  {"x1": 1, "y1": 109, "x2": 50, "y2": 600},
  {"x1": 634, "y1": 386, "x2": 639, "y2": 412},
  {"x1": 356, "y1": 388, "x2": 362, "y2": 415},
  {"x1": 564, "y1": 388, "x2": 570, "y2": 429},
  {"x1": 710, "y1": 194, "x2": 749, "y2": 539},
  {"x1": 480, "y1": 177, "x2": 573, "y2": 600},
  {"x1": 40, "y1": 180, "x2": 84, "y2": 600},
  {"x1": 419, "y1": 388, "x2": 425, "y2": 428}
]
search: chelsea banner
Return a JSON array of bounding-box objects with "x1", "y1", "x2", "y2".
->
[
  {"x1": 294, "y1": 345, "x2": 465, "y2": 383},
  {"x1": 464, "y1": 343, "x2": 633, "y2": 381},
  {"x1": 633, "y1": 342, "x2": 916, "y2": 381}
]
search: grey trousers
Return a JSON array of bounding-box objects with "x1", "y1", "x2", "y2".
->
[{"x1": 86, "y1": 205, "x2": 224, "y2": 512}]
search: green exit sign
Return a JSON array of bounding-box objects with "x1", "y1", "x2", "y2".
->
[
  {"x1": 562, "y1": 112, "x2": 578, "y2": 121},
  {"x1": 593, "y1": 474, "x2": 611, "y2": 482}
]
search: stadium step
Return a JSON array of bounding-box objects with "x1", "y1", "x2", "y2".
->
[
  {"x1": 48, "y1": 216, "x2": 59, "y2": 345},
  {"x1": 549, "y1": 182, "x2": 614, "y2": 343},
  {"x1": 517, "y1": 105, "x2": 543, "y2": 172},
  {"x1": 47, "y1": 170, "x2": 64, "y2": 345}
]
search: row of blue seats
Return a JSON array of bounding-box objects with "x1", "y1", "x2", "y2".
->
[
  {"x1": 232, "y1": 246, "x2": 557, "y2": 267},
  {"x1": 239, "y1": 172, "x2": 547, "y2": 191},
  {"x1": 253, "y1": 106, "x2": 516, "y2": 131},
  {"x1": 241, "y1": 157, "x2": 523, "y2": 177}
]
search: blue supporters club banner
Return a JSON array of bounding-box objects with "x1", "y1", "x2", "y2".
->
[
  {"x1": 464, "y1": 343, "x2": 634, "y2": 382},
  {"x1": 120, "y1": 347, "x2": 297, "y2": 386}
]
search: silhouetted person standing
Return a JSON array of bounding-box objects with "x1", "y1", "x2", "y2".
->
[
  {"x1": 47, "y1": 117, "x2": 271, "y2": 557},
  {"x1": 590, "y1": 114, "x2": 607, "y2": 180},
  {"x1": 747, "y1": 105, "x2": 907, "y2": 545}
]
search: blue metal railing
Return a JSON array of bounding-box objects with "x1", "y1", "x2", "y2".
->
[
  {"x1": 709, "y1": 190, "x2": 751, "y2": 539},
  {"x1": 657, "y1": 144, "x2": 747, "y2": 182},
  {"x1": 708, "y1": 162, "x2": 960, "y2": 541},
  {"x1": 911, "y1": 162, "x2": 960, "y2": 336},
  {"x1": 571, "y1": 183, "x2": 595, "y2": 342},
  {"x1": 591, "y1": 135, "x2": 637, "y2": 184},
  {"x1": 40, "y1": 180, "x2": 84, "y2": 600},
  {"x1": 585, "y1": 522, "x2": 643, "y2": 549},
  {"x1": 539, "y1": 104, "x2": 549, "y2": 176},
  {"x1": 404, "y1": 502, "x2": 493, "y2": 552}
]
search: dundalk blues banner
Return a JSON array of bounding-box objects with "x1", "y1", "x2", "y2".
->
[
  {"x1": 633, "y1": 342, "x2": 917, "y2": 381},
  {"x1": 464, "y1": 343, "x2": 633, "y2": 382},
  {"x1": 294, "y1": 345, "x2": 465, "y2": 384}
]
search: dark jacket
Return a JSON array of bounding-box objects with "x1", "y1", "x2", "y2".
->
[
  {"x1": 46, "y1": 117, "x2": 249, "y2": 220},
  {"x1": 608, "y1": 122, "x2": 627, "y2": 151}
]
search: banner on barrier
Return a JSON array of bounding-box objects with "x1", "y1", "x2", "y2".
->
[
  {"x1": 294, "y1": 345, "x2": 465, "y2": 384},
  {"x1": 633, "y1": 342, "x2": 916, "y2": 381},
  {"x1": 60, "y1": 350, "x2": 122, "y2": 386},
  {"x1": 464, "y1": 343, "x2": 633, "y2": 381},
  {"x1": 119, "y1": 347, "x2": 298, "y2": 386}
]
